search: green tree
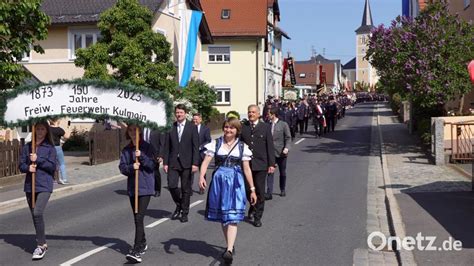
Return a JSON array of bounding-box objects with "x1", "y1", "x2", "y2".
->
[
  {"x1": 366, "y1": 0, "x2": 474, "y2": 112},
  {"x1": 0, "y1": 0, "x2": 50, "y2": 90},
  {"x1": 179, "y1": 79, "x2": 218, "y2": 121},
  {"x1": 74, "y1": 0, "x2": 176, "y2": 94}
]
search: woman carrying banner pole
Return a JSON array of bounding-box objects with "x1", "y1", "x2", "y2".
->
[
  {"x1": 119, "y1": 124, "x2": 156, "y2": 263},
  {"x1": 19, "y1": 121, "x2": 57, "y2": 260}
]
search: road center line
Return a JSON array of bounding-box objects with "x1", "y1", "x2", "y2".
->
[
  {"x1": 295, "y1": 138, "x2": 305, "y2": 145},
  {"x1": 146, "y1": 217, "x2": 169, "y2": 228},
  {"x1": 190, "y1": 199, "x2": 204, "y2": 208},
  {"x1": 60, "y1": 200, "x2": 205, "y2": 265},
  {"x1": 59, "y1": 243, "x2": 115, "y2": 266}
]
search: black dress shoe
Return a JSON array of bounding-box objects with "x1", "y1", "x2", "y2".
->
[
  {"x1": 253, "y1": 219, "x2": 262, "y2": 227},
  {"x1": 247, "y1": 209, "x2": 255, "y2": 222},
  {"x1": 180, "y1": 214, "x2": 188, "y2": 223},
  {"x1": 171, "y1": 207, "x2": 181, "y2": 220},
  {"x1": 264, "y1": 193, "x2": 273, "y2": 200},
  {"x1": 222, "y1": 250, "x2": 233, "y2": 264},
  {"x1": 280, "y1": 191, "x2": 286, "y2": 197}
]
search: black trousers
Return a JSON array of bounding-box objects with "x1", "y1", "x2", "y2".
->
[
  {"x1": 129, "y1": 196, "x2": 151, "y2": 247},
  {"x1": 246, "y1": 170, "x2": 267, "y2": 220},
  {"x1": 290, "y1": 125, "x2": 296, "y2": 139},
  {"x1": 154, "y1": 164, "x2": 161, "y2": 194},
  {"x1": 304, "y1": 117, "x2": 309, "y2": 133},
  {"x1": 191, "y1": 156, "x2": 206, "y2": 190},
  {"x1": 314, "y1": 118, "x2": 324, "y2": 137},
  {"x1": 298, "y1": 119, "x2": 305, "y2": 135},
  {"x1": 168, "y1": 167, "x2": 192, "y2": 214},
  {"x1": 327, "y1": 116, "x2": 336, "y2": 132},
  {"x1": 266, "y1": 156, "x2": 288, "y2": 194}
]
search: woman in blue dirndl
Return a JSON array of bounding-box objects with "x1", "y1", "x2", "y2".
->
[{"x1": 199, "y1": 118, "x2": 257, "y2": 264}]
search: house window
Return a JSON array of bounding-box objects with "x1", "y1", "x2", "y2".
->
[
  {"x1": 465, "y1": 0, "x2": 471, "y2": 8},
  {"x1": 69, "y1": 29, "x2": 101, "y2": 59},
  {"x1": 221, "y1": 9, "x2": 231, "y2": 19},
  {"x1": 22, "y1": 52, "x2": 30, "y2": 61},
  {"x1": 299, "y1": 73, "x2": 306, "y2": 78},
  {"x1": 208, "y1": 46, "x2": 230, "y2": 63},
  {"x1": 14, "y1": 44, "x2": 32, "y2": 62},
  {"x1": 215, "y1": 88, "x2": 231, "y2": 105},
  {"x1": 155, "y1": 28, "x2": 167, "y2": 37}
]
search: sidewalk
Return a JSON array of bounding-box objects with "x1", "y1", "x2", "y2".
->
[
  {"x1": 0, "y1": 153, "x2": 123, "y2": 214},
  {"x1": 0, "y1": 132, "x2": 222, "y2": 214},
  {"x1": 378, "y1": 103, "x2": 474, "y2": 265}
]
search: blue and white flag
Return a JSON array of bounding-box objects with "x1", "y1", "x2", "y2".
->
[
  {"x1": 402, "y1": 0, "x2": 420, "y2": 17},
  {"x1": 179, "y1": 9, "x2": 203, "y2": 88}
]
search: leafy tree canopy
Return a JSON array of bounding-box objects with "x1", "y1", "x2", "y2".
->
[
  {"x1": 0, "y1": 0, "x2": 50, "y2": 91},
  {"x1": 366, "y1": 0, "x2": 474, "y2": 109},
  {"x1": 75, "y1": 0, "x2": 177, "y2": 94}
]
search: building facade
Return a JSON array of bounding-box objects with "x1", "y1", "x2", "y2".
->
[
  {"x1": 200, "y1": 0, "x2": 288, "y2": 116},
  {"x1": 265, "y1": 0, "x2": 290, "y2": 99},
  {"x1": 13, "y1": 0, "x2": 213, "y2": 141},
  {"x1": 294, "y1": 55, "x2": 344, "y2": 95},
  {"x1": 22, "y1": 0, "x2": 212, "y2": 84},
  {"x1": 355, "y1": 0, "x2": 378, "y2": 87}
]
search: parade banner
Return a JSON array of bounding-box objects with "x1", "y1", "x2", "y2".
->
[
  {"x1": 282, "y1": 58, "x2": 288, "y2": 87},
  {"x1": 287, "y1": 57, "x2": 297, "y2": 85},
  {"x1": 0, "y1": 79, "x2": 173, "y2": 130}
]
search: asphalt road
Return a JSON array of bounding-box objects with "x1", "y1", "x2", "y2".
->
[{"x1": 0, "y1": 103, "x2": 375, "y2": 266}]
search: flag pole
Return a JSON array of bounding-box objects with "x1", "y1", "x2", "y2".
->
[
  {"x1": 31, "y1": 124, "x2": 36, "y2": 208},
  {"x1": 135, "y1": 127, "x2": 139, "y2": 214}
]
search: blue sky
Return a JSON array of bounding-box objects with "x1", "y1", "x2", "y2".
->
[{"x1": 278, "y1": 0, "x2": 401, "y2": 65}]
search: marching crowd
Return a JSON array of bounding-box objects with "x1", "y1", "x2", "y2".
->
[{"x1": 18, "y1": 94, "x2": 355, "y2": 264}]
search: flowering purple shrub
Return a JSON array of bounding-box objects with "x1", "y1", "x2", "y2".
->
[{"x1": 366, "y1": 0, "x2": 474, "y2": 109}]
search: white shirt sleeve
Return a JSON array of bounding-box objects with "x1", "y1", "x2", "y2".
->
[
  {"x1": 204, "y1": 140, "x2": 216, "y2": 158},
  {"x1": 242, "y1": 143, "x2": 253, "y2": 161}
]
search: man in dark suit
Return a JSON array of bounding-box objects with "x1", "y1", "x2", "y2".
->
[
  {"x1": 143, "y1": 128, "x2": 165, "y2": 197},
  {"x1": 296, "y1": 99, "x2": 308, "y2": 135},
  {"x1": 240, "y1": 104, "x2": 275, "y2": 227},
  {"x1": 265, "y1": 108, "x2": 291, "y2": 200},
  {"x1": 192, "y1": 113, "x2": 211, "y2": 195},
  {"x1": 163, "y1": 104, "x2": 200, "y2": 223}
]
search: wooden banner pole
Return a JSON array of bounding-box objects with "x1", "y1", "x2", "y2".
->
[
  {"x1": 31, "y1": 124, "x2": 36, "y2": 208},
  {"x1": 134, "y1": 127, "x2": 139, "y2": 214}
]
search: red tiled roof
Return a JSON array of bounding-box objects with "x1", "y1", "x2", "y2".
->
[
  {"x1": 295, "y1": 61, "x2": 336, "y2": 86},
  {"x1": 200, "y1": 0, "x2": 267, "y2": 37},
  {"x1": 419, "y1": 1, "x2": 428, "y2": 10}
]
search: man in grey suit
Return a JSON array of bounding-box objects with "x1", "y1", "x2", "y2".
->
[{"x1": 266, "y1": 107, "x2": 291, "y2": 199}]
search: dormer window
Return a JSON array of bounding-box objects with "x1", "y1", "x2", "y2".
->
[{"x1": 221, "y1": 9, "x2": 231, "y2": 19}]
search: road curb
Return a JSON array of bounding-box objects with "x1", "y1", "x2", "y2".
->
[
  {"x1": 0, "y1": 174, "x2": 124, "y2": 215},
  {"x1": 376, "y1": 106, "x2": 417, "y2": 266},
  {"x1": 447, "y1": 164, "x2": 471, "y2": 180}
]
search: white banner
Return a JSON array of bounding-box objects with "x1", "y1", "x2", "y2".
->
[{"x1": 4, "y1": 84, "x2": 168, "y2": 126}]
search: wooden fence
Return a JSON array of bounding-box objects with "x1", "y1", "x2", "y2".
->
[
  {"x1": 89, "y1": 129, "x2": 128, "y2": 165},
  {"x1": 0, "y1": 140, "x2": 23, "y2": 178}
]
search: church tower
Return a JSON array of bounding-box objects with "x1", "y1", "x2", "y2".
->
[{"x1": 355, "y1": 0, "x2": 378, "y2": 87}]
